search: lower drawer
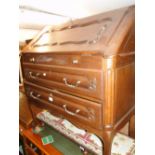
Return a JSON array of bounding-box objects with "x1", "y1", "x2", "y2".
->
[{"x1": 25, "y1": 82, "x2": 103, "y2": 129}]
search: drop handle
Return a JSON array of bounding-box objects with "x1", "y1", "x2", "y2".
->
[
  {"x1": 29, "y1": 57, "x2": 35, "y2": 63},
  {"x1": 72, "y1": 59, "x2": 79, "y2": 64},
  {"x1": 29, "y1": 72, "x2": 46, "y2": 79},
  {"x1": 29, "y1": 72, "x2": 39, "y2": 79},
  {"x1": 48, "y1": 94, "x2": 54, "y2": 102},
  {"x1": 63, "y1": 77, "x2": 81, "y2": 88},
  {"x1": 30, "y1": 91, "x2": 41, "y2": 99},
  {"x1": 63, "y1": 104, "x2": 80, "y2": 116}
]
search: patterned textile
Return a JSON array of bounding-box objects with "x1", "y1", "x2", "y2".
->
[
  {"x1": 111, "y1": 133, "x2": 135, "y2": 155},
  {"x1": 37, "y1": 110, "x2": 135, "y2": 155}
]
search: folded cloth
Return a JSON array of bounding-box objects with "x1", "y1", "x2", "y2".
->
[{"x1": 111, "y1": 133, "x2": 135, "y2": 155}]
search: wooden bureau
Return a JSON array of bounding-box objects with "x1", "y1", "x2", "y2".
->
[{"x1": 21, "y1": 5, "x2": 135, "y2": 155}]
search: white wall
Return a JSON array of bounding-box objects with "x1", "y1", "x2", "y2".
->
[
  {"x1": 20, "y1": 0, "x2": 135, "y2": 18},
  {"x1": 19, "y1": 29, "x2": 39, "y2": 42}
]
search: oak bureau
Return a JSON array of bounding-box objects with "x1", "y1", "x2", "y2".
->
[{"x1": 21, "y1": 5, "x2": 135, "y2": 155}]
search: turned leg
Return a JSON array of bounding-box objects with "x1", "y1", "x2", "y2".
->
[
  {"x1": 129, "y1": 115, "x2": 135, "y2": 138},
  {"x1": 102, "y1": 130, "x2": 114, "y2": 155}
]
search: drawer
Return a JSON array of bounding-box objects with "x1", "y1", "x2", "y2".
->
[
  {"x1": 23, "y1": 64, "x2": 103, "y2": 101},
  {"x1": 25, "y1": 83, "x2": 103, "y2": 129},
  {"x1": 22, "y1": 53, "x2": 102, "y2": 70}
]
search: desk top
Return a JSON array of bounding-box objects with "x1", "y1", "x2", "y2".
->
[
  {"x1": 23, "y1": 127, "x2": 63, "y2": 155},
  {"x1": 23, "y1": 125, "x2": 94, "y2": 155}
]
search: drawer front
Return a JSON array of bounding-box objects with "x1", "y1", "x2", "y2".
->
[
  {"x1": 22, "y1": 53, "x2": 102, "y2": 69},
  {"x1": 25, "y1": 83, "x2": 102, "y2": 129},
  {"x1": 23, "y1": 64, "x2": 103, "y2": 101}
]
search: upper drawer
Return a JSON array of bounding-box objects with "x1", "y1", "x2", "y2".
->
[
  {"x1": 23, "y1": 64, "x2": 103, "y2": 102},
  {"x1": 22, "y1": 53, "x2": 102, "y2": 70},
  {"x1": 25, "y1": 83, "x2": 103, "y2": 129}
]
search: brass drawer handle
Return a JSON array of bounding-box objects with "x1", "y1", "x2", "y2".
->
[
  {"x1": 72, "y1": 59, "x2": 79, "y2": 64},
  {"x1": 48, "y1": 94, "x2": 54, "y2": 102},
  {"x1": 29, "y1": 72, "x2": 37, "y2": 79},
  {"x1": 63, "y1": 77, "x2": 81, "y2": 88},
  {"x1": 89, "y1": 78, "x2": 97, "y2": 90},
  {"x1": 29, "y1": 57, "x2": 35, "y2": 63},
  {"x1": 63, "y1": 104, "x2": 80, "y2": 116},
  {"x1": 43, "y1": 73, "x2": 47, "y2": 76},
  {"x1": 30, "y1": 91, "x2": 41, "y2": 99},
  {"x1": 29, "y1": 72, "x2": 46, "y2": 79}
]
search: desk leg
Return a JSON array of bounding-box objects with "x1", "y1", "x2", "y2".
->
[
  {"x1": 102, "y1": 130, "x2": 114, "y2": 155},
  {"x1": 129, "y1": 115, "x2": 135, "y2": 138}
]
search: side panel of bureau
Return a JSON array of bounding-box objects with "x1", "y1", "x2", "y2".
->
[
  {"x1": 114, "y1": 62, "x2": 135, "y2": 125},
  {"x1": 102, "y1": 56, "x2": 134, "y2": 129}
]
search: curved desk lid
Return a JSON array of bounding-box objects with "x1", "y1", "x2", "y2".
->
[{"x1": 22, "y1": 5, "x2": 135, "y2": 57}]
